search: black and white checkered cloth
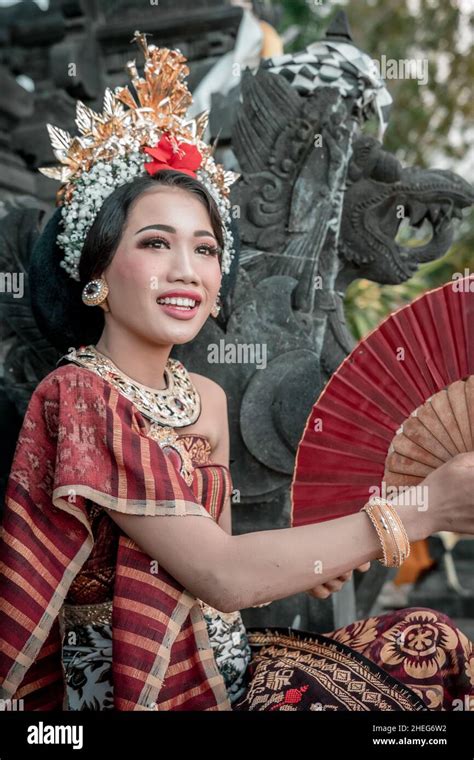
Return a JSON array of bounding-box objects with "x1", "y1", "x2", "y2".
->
[{"x1": 261, "y1": 40, "x2": 393, "y2": 137}]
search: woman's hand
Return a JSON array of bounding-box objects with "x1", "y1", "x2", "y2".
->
[
  {"x1": 421, "y1": 452, "x2": 474, "y2": 536},
  {"x1": 306, "y1": 562, "x2": 371, "y2": 599},
  {"x1": 392, "y1": 452, "x2": 474, "y2": 541}
]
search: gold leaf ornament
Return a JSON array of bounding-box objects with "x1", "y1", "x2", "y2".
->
[
  {"x1": 38, "y1": 30, "x2": 235, "y2": 201},
  {"x1": 38, "y1": 29, "x2": 239, "y2": 280}
]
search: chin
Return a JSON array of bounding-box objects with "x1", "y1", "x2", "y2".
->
[
  {"x1": 167, "y1": 325, "x2": 204, "y2": 345},
  {"x1": 146, "y1": 321, "x2": 202, "y2": 345}
]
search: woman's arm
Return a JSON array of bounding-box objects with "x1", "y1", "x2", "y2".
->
[
  {"x1": 211, "y1": 386, "x2": 363, "y2": 599},
  {"x1": 217, "y1": 495, "x2": 232, "y2": 535},
  {"x1": 106, "y1": 478, "x2": 426, "y2": 614},
  {"x1": 106, "y1": 383, "x2": 474, "y2": 613}
]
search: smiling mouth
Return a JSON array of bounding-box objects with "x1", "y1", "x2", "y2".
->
[{"x1": 156, "y1": 296, "x2": 199, "y2": 311}]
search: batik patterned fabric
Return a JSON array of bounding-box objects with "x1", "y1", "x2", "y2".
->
[
  {"x1": 62, "y1": 612, "x2": 251, "y2": 710},
  {"x1": 2, "y1": 362, "x2": 474, "y2": 712},
  {"x1": 199, "y1": 608, "x2": 251, "y2": 705},
  {"x1": 233, "y1": 608, "x2": 474, "y2": 711},
  {"x1": 59, "y1": 431, "x2": 251, "y2": 710},
  {"x1": 0, "y1": 364, "x2": 234, "y2": 710},
  {"x1": 63, "y1": 624, "x2": 114, "y2": 711}
]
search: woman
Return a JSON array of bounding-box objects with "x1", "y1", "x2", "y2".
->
[
  {"x1": 1, "y1": 167, "x2": 473, "y2": 713},
  {"x1": 1, "y1": 30, "x2": 474, "y2": 712}
]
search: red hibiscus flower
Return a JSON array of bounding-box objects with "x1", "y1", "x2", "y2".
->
[{"x1": 143, "y1": 132, "x2": 202, "y2": 178}]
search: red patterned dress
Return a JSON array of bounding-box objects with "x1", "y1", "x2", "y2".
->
[
  {"x1": 1, "y1": 363, "x2": 473, "y2": 711},
  {"x1": 61, "y1": 432, "x2": 252, "y2": 709}
]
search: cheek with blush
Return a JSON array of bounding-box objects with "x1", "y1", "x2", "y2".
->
[{"x1": 106, "y1": 256, "x2": 152, "y2": 315}]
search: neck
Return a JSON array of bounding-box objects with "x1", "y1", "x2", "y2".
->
[{"x1": 95, "y1": 330, "x2": 172, "y2": 392}]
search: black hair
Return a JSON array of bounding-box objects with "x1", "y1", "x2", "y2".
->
[
  {"x1": 29, "y1": 170, "x2": 239, "y2": 354},
  {"x1": 79, "y1": 169, "x2": 225, "y2": 285}
]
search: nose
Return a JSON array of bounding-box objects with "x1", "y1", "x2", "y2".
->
[{"x1": 166, "y1": 246, "x2": 200, "y2": 285}]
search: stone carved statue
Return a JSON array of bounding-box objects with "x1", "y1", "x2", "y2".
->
[
  {"x1": 0, "y1": 8, "x2": 472, "y2": 632},
  {"x1": 175, "y1": 12, "x2": 473, "y2": 628}
]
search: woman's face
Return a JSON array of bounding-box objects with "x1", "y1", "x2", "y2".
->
[{"x1": 101, "y1": 185, "x2": 223, "y2": 346}]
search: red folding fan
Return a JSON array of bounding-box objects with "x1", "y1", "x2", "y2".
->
[{"x1": 291, "y1": 275, "x2": 474, "y2": 527}]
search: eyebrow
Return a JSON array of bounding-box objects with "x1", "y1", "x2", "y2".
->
[{"x1": 135, "y1": 224, "x2": 217, "y2": 239}]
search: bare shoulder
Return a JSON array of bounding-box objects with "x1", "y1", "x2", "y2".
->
[
  {"x1": 188, "y1": 372, "x2": 227, "y2": 403},
  {"x1": 188, "y1": 372, "x2": 228, "y2": 451}
]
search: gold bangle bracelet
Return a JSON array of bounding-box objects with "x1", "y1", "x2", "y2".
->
[
  {"x1": 369, "y1": 499, "x2": 409, "y2": 567},
  {"x1": 361, "y1": 497, "x2": 411, "y2": 567},
  {"x1": 384, "y1": 502, "x2": 410, "y2": 564},
  {"x1": 379, "y1": 501, "x2": 403, "y2": 565},
  {"x1": 362, "y1": 500, "x2": 393, "y2": 565}
]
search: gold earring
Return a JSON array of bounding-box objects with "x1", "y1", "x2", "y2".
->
[
  {"x1": 82, "y1": 278, "x2": 110, "y2": 310},
  {"x1": 210, "y1": 293, "x2": 221, "y2": 318}
]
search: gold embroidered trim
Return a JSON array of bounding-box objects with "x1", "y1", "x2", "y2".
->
[{"x1": 63, "y1": 600, "x2": 113, "y2": 627}]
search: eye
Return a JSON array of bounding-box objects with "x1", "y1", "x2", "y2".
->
[
  {"x1": 141, "y1": 236, "x2": 221, "y2": 256},
  {"x1": 196, "y1": 243, "x2": 221, "y2": 257},
  {"x1": 142, "y1": 236, "x2": 170, "y2": 249}
]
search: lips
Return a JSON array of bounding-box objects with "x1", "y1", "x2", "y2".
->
[
  {"x1": 155, "y1": 290, "x2": 203, "y2": 321},
  {"x1": 156, "y1": 290, "x2": 202, "y2": 304},
  {"x1": 156, "y1": 297, "x2": 200, "y2": 321}
]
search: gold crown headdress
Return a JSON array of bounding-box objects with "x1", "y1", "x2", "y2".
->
[{"x1": 39, "y1": 30, "x2": 239, "y2": 281}]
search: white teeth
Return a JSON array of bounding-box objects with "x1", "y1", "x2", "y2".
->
[{"x1": 157, "y1": 297, "x2": 197, "y2": 308}]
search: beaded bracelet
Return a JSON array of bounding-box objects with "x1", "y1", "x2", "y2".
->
[{"x1": 361, "y1": 496, "x2": 411, "y2": 567}]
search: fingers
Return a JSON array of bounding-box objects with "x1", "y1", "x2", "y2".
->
[
  {"x1": 323, "y1": 581, "x2": 343, "y2": 594},
  {"x1": 327, "y1": 571, "x2": 353, "y2": 587},
  {"x1": 356, "y1": 562, "x2": 371, "y2": 573},
  {"x1": 307, "y1": 586, "x2": 332, "y2": 599},
  {"x1": 337, "y1": 570, "x2": 353, "y2": 581},
  {"x1": 307, "y1": 572, "x2": 353, "y2": 599}
]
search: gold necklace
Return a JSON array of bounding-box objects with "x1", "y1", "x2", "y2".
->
[
  {"x1": 60, "y1": 344, "x2": 201, "y2": 484},
  {"x1": 61, "y1": 344, "x2": 201, "y2": 427}
]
